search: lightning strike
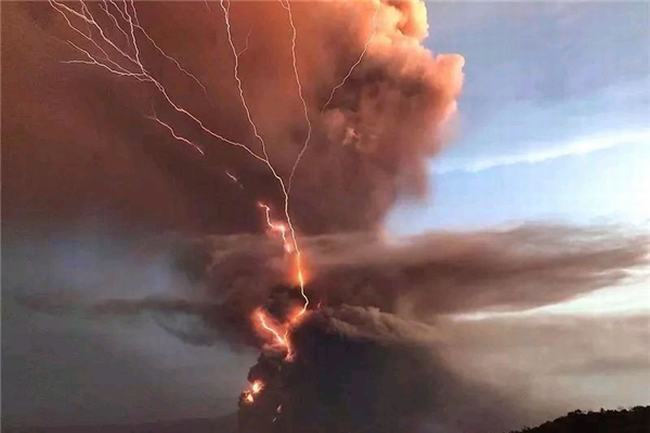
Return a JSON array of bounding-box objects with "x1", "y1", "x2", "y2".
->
[
  {"x1": 51, "y1": 0, "x2": 311, "y2": 372},
  {"x1": 148, "y1": 114, "x2": 205, "y2": 155},
  {"x1": 237, "y1": 29, "x2": 252, "y2": 56},
  {"x1": 321, "y1": 0, "x2": 379, "y2": 112},
  {"x1": 98, "y1": 0, "x2": 131, "y2": 48},
  {"x1": 255, "y1": 308, "x2": 292, "y2": 356},
  {"x1": 49, "y1": 0, "x2": 267, "y2": 163},
  {"x1": 280, "y1": 0, "x2": 314, "y2": 192},
  {"x1": 258, "y1": 203, "x2": 293, "y2": 253},
  {"x1": 216, "y1": 0, "x2": 309, "y2": 316},
  {"x1": 129, "y1": 2, "x2": 211, "y2": 99}
]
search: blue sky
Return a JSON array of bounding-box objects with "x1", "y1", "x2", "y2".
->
[{"x1": 388, "y1": 2, "x2": 649, "y2": 233}]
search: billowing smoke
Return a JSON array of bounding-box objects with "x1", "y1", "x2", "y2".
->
[
  {"x1": 4, "y1": 0, "x2": 462, "y2": 234},
  {"x1": 15, "y1": 225, "x2": 649, "y2": 431},
  {"x1": 238, "y1": 305, "x2": 521, "y2": 433},
  {"x1": 3, "y1": 0, "x2": 648, "y2": 432}
]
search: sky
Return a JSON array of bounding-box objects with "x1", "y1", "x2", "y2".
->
[
  {"x1": 389, "y1": 2, "x2": 650, "y2": 233},
  {"x1": 2, "y1": 1, "x2": 649, "y2": 430},
  {"x1": 388, "y1": 1, "x2": 650, "y2": 322}
]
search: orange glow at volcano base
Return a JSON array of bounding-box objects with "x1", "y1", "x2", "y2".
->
[{"x1": 242, "y1": 379, "x2": 265, "y2": 405}]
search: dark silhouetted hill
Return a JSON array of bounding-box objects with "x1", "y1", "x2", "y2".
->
[{"x1": 509, "y1": 406, "x2": 650, "y2": 433}]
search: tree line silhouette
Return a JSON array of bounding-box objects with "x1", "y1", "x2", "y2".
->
[{"x1": 509, "y1": 406, "x2": 650, "y2": 433}]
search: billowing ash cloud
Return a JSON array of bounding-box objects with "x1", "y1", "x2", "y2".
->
[
  {"x1": 3, "y1": 2, "x2": 465, "y2": 427},
  {"x1": 9, "y1": 223, "x2": 649, "y2": 431},
  {"x1": 238, "y1": 306, "x2": 522, "y2": 433},
  {"x1": 51, "y1": 224, "x2": 644, "y2": 347},
  {"x1": 4, "y1": 0, "x2": 462, "y2": 234}
]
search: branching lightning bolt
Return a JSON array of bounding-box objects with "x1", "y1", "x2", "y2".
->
[
  {"x1": 237, "y1": 28, "x2": 252, "y2": 56},
  {"x1": 50, "y1": 0, "x2": 266, "y2": 164},
  {"x1": 50, "y1": 0, "x2": 313, "y2": 361},
  {"x1": 128, "y1": 2, "x2": 211, "y2": 99},
  {"x1": 148, "y1": 114, "x2": 205, "y2": 155},
  {"x1": 256, "y1": 309, "x2": 291, "y2": 351}
]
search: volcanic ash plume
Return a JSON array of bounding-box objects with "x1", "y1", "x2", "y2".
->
[
  {"x1": 213, "y1": 1, "x2": 468, "y2": 427},
  {"x1": 10, "y1": 0, "x2": 471, "y2": 430},
  {"x1": 6, "y1": 0, "x2": 463, "y2": 235}
]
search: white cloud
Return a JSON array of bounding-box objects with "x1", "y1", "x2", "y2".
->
[{"x1": 436, "y1": 129, "x2": 650, "y2": 174}]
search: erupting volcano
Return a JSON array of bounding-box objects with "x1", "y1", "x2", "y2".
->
[
  {"x1": 4, "y1": 0, "x2": 650, "y2": 431},
  {"x1": 24, "y1": 0, "x2": 472, "y2": 430}
]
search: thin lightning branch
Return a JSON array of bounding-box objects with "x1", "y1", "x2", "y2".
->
[
  {"x1": 129, "y1": 1, "x2": 211, "y2": 98},
  {"x1": 237, "y1": 28, "x2": 252, "y2": 56},
  {"x1": 108, "y1": 0, "x2": 129, "y2": 22},
  {"x1": 50, "y1": 2, "x2": 136, "y2": 76},
  {"x1": 148, "y1": 115, "x2": 205, "y2": 155},
  {"x1": 225, "y1": 170, "x2": 244, "y2": 188},
  {"x1": 321, "y1": 0, "x2": 378, "y2": 112},
  {"x1": 99, "y1": 0, "x2": 131, "y2": 48},
  {"x1": 71, "y1": 0, "x2": 140, "y2": 66},
  {"x1": 281, "y1": 0, "x2": 313, "y2": 192},
  {"x1": 217, "y1": 0, "x2": 272, "y2": 162},
  {"x1": 61, "y1": 40, "x2": 149, "y2": 81}
]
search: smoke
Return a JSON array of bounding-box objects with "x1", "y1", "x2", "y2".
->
[
  {"x1": 3, "y1": 0, "x2": 462, "y2": 234},
  {"x1": 87, "y1": 225, "x2": 646, "y2": 346},
  {"x1": 12, "y1": 224, "x2": 648, "y2": 431},
  {"x1": 238, "y1": 305, "x2": 522, "y2": 433}
]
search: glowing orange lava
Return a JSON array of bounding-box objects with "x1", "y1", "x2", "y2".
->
[
  {"x1": 251, "y1": 380, "x2": 264, "y2": 394},
  {"x1": 242, "y1": 379, "x2": 265, "y2": 405}
]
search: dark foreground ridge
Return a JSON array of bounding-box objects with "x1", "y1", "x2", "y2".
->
[{"x1": 508, "y1": 406, "x2": 650, "y2": 433}]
